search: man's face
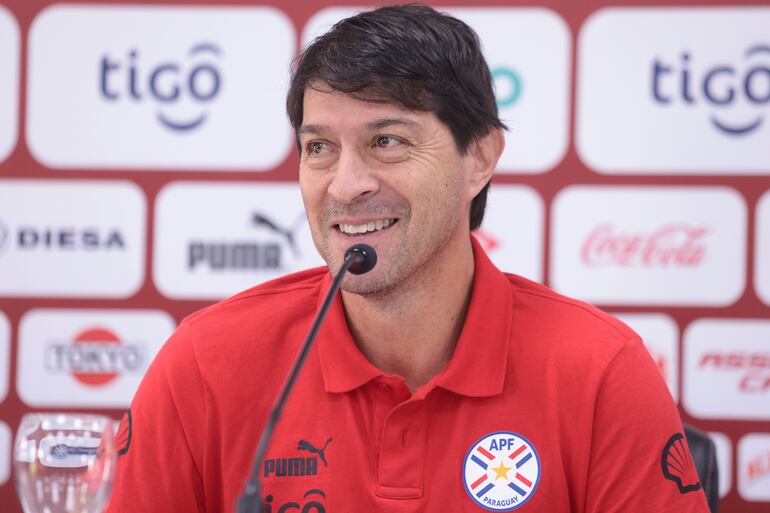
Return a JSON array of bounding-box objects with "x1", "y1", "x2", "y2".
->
[{"x1": 298, "y1": 85, "x2": 478, "y2": 295}]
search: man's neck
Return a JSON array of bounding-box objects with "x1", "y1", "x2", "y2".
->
[{"x1": 340, "y1": 237, "x2": 476, "y2": 393}]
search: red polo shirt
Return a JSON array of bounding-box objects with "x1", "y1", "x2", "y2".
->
[{"x1": 107, "y1": 238, "x2": 709, "y2": 513}]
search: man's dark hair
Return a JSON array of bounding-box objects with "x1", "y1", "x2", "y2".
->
[{"x1": 286, "y1": 3, "x2": 506, "y2": 230}]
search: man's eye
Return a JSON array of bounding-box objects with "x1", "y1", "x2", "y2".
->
[
  {"x1": 373, "y1": 135, "x2": 403, "y2": 149},
  {"x1": 307, "y1": 141, "x2": 327, "y2": 154}
]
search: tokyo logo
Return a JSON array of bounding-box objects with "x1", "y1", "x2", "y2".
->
[{"x1": 45, "y1": 327, "x2": 146, "y2": 387}]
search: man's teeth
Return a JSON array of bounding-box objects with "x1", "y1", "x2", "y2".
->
[{"x1": 338, "y1": 219, "x2": 395, "y2": 235}]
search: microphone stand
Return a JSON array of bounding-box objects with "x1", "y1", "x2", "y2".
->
[{"x1": 235, "y1": 245, "x2": 375, "y2": 513}]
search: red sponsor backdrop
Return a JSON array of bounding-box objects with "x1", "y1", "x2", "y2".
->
[{"x1": 1, "y1": 1, "x2": 769, "y2": 512}]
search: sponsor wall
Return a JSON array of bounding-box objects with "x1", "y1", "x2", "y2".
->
[{"x1": 0, "y1": 1, "x2": 768, "y2": 512}]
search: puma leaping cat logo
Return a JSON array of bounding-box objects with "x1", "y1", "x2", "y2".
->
[{"x1": 297, "y1": 438, "x2": 333, "y2": 467}]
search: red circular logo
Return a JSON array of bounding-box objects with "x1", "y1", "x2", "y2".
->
[{"x1": 72, "y1": 327, "x2": 121, "y2": 386}]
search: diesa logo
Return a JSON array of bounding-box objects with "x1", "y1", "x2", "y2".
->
[
  {"x1": 652, "y1": 45, "x2": 770, "y2": 136},
  {"x1": 100, "y1": 42, "x2": 222, "y2": 132},
  {"x1": 0, "y1": 180, "x2": 145, "y2": 298}
]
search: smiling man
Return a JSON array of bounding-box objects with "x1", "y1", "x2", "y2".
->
[{"x1": 106, "y1": 4, "x2": 711, "y2": 513}]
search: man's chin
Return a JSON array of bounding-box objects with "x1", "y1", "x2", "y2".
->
[{"x1": 339, "y1": 275, "x2": 390, "y2": 297}]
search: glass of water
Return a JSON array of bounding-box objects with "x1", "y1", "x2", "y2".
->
[{"x1": 14, "y1": 413, "x2": 117, "y2": 513}]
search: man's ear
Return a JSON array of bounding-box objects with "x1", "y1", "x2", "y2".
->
[{"x1": 466, "y1": 128, "x2": 505, "y2": 200}]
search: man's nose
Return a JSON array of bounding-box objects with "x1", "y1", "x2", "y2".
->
[{"x1": 327, "y1": 147, "x2": 379, "y2": 204}]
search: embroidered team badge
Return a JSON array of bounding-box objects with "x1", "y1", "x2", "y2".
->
[{"x1": 462, "y1": 431, "x2": 541, "y2": 511}]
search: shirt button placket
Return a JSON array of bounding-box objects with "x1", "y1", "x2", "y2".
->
[{"x1": 376, "y1": 391, "x2": 428, "y2": 499}]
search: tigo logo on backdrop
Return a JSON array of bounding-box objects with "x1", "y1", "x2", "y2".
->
[
  {"x1": 0, "y1": 421, "x2": 9, "y2": 485},
  {"x1": 17, "y1": 309, "x2": 174, "y2": 408},
  {"x1": 738, "y1": 433, "x2": 770, "y2": 501},
  {"x1": 577, "y1": 7, "x2": 770, "y2": 174},
  {"x1": 0, "y1": 180, "x2": 145, "y2": 298},
  {"x1": 615, "y1": 314, "x2": 679, "y2": 401},
  {"x1": 755, "y1": 190, "x2": 770, "y2": 306},
  {"x1": 652, "y1": 45, "x2": 770, "y2": 136},
  {"x1": 27, "y1": 5, "x2": 294, "y2": 170},
  {"x1": 100, "y1": 42, "x2": 222, "y2": 133},
  {"x1": 0, "y1": 312, "x2": 9, "y2": 404},
  {"x1": 302, "y1": 7, "x2": 570, "y2": 174},
  {"x1": 684, "y1": 319, "x2": 770, "y2": 421},
  {"x1": 476, "y1": 185, "x2": 544, "y2": 283},
  {"x1": 154, "y1": 182, "x2": 324, "y2": 300},
  {"x1": 550, "y1": 187, "x2": 746, "y2": 306},
  {"x1": 0, "y1": 6, "x2": 19, "y2": 164}
]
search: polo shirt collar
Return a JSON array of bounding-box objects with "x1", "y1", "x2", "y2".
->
[{"x1": 315, "y1": 236, "x2": 512, "y2": 397}]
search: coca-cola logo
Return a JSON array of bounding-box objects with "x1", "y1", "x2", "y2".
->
[{"x1": 581, "y1": 223, "x2": 710, "y2": 267}]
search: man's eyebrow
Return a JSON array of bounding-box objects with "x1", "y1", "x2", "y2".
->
[
  {"x1": 298, "y1": 118, "x2": 421, "y2": 137},
  {"x1": 368, "y1": 118, "x2": 421, "y2": 131},
  {"x1": 298, "y1": 124, "x2": 328, "y2": 137}
]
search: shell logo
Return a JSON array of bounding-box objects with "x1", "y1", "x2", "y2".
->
[{"x1": 661, "y1": 433, "x2": 702, "y2": 494}]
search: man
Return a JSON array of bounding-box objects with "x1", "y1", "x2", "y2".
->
[{"x1": 107, "y1": 5, "x2": 710, "y2": 512}]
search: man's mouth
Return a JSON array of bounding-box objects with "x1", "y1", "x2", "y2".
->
[{"x1": 336, "y1": 218, "x2": 397, "y2": 235}]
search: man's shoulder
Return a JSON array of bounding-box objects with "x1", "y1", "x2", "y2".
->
[
  {"x1": 503, "y1": 272, "x2": 638, "y2": 362},
  {"x1": 180, "y1": 266, "x2": 328, "y2": 338}
]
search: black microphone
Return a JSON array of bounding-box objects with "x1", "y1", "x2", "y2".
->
[{"x1": 236, "y1": 244, "x2": 377, "y2": 513}]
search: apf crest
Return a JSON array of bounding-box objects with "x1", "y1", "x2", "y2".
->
[{"x1": 462, "y1": 431, "x2": 541, "y2": 511}]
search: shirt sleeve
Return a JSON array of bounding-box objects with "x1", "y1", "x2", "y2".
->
[
  {"x1": 583, "y1": 336, "x2": 711, "y2": 513},
  {"x1": 105, "y1": 321, "x2": 207, "y2": 513}
]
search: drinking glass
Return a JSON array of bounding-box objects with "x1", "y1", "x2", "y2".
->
[{"x1": 14, "y1": 413, "x2": 117, "y2": 513}]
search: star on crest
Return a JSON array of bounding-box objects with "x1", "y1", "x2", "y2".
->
[{"x1": 492, "y1": 460, "x2": 512, "y2": 480}]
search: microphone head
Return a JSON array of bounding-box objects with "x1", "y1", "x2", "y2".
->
[{"x1": 345, "y1": 244, "x2": 378, "y2": 275}]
